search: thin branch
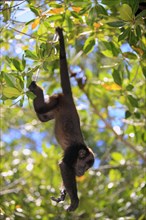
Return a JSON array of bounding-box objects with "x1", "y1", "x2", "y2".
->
[
  {"x1": 0, "y1": 188, "x2": 21, "y2": 196},
  {"x1": 83, "y1": 89, "x2": 146, "y2": 162},
  {"x1": 94, "y1": 163, "x2": 142, "y2": 171},
  {"x1": 8, "y1": 26, "x2": 34, "y2": 38},
  {"x1": 0, "y1": 0, "x2": 26, "y2": 12},
  {"x1": 7, "y1": 27, "x2": 47, "y2": 42}
]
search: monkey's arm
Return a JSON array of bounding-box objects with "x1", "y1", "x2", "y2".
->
[
  {"x1": 29, "y1": 81, "x2": 59, "y2": 115},
  {"x1": 59, "y1": 161, "x2": 79, "y2": 211}
]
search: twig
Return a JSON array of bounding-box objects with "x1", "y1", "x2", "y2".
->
[
  {"x1": 0, "y1": 0, "x2": 26, "y2": 12},
  {"x1": 95, "y1": 163, "x2": 142, "y2": 171}
]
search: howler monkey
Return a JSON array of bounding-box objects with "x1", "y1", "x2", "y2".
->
[{"x1": 29, "y1": 27, "x2": 94, "y2": 211}]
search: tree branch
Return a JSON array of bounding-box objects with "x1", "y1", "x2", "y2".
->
[{"x1": 83, "y1": 89, "x2": 146, "y2": 162}]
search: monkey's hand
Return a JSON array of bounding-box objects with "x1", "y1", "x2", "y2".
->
[
  {"x1": 28, "y1": 81, "x2": 37, "y2": 92},
  {"x1": 67, "y1": 197, "x2": 79, "y2": 212},
  {"x1": 51, "y1": 189, "x2": 66, "y2": 203}
]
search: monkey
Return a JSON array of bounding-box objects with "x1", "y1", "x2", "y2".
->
[{"x1": 29, "y1": 27, "x2": 94, "y2": 211}]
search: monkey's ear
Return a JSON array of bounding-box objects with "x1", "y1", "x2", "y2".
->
[{"x1": 78, "y1": 149, "x2": 87, "y2": 159}]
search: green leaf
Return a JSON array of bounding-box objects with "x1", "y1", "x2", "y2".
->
[
  {"x1": 79, "y1": 5, "x2": 91, "y2": 15},
  {"x1": 128, "y1": 30, "x2": 137, "y2": 45},
  {"x1": 107, "y1": 21, "x2": 125, "y2": 27},
  {"x1": 11, "y1": 58, "x2": 22, "y2": 71},
  {"x1": 136, "y1": 25, "x2": 142, "y2": 39},
  {"x1": 26, "y1": 91, "x2": 36, "y2": 99},
  {"x1": 142, "y1": 66, "x2": 146, "y2": 78},
  {"x1": 125, "y1": 110, "x2": 131, "y2": 119},
  {"x1": 119, "y1": 4, "x2": 133, "y2": 21},
  {"x1": 3, "y1": 87, "x2": 21, "y2": 98},
  {"x1": 71, "y1": 11, "x2": 80, "y2": 19},
  {"x1": 134, "y1": 112, "x2": 141, "y2": 119},
  {"x1": 40, "y1": 43, "x2": 47, "y2": 58},
  {"x1": 4, "y1": 73, "x2": 16, "y2": 88},
  {"x1": 122, "y1": 52, "x2": 137, "y2": 60},
  {"x1": 22, "y1": 55, "x2": 26, "y2": 69},
  {"x1": 30, "y1": 5, "x2": 40, "y2": 16},
  {"x1": 112, "y1": 69, "x2": 122, "y2": 86},
  {"x1": 126, "y1": 84, "x2": 134, "y2": 91},
  {"x1": 2, "y1": 3, "x2": 11, "y2": 22},
  {"x1": 109, "y1": 169, "x2": 121, "y2": 181},
  {"x1": 111, "y1": 152, "x2": 124, "y2": 162},
  {"x1": 25, "y1": 50, "x2": 38, "y2": 60},
  {"x1": 83, "y1": 37, "x2": 95, "y2": 54},
  {"x1": 128, "y1": 95, "x2": 138, "y2": 107},
  {"x1": 118, "y1": 28, "x2": 130, "y2": 41}
]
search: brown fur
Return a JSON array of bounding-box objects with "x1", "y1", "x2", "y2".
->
[{"x1": 29, "y1": 27, "x2": 94, "y2": 211}]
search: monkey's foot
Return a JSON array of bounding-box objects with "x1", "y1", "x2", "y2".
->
[
  {"x1": 66, "y1": 198, "x2": 79, "y2": 212},
  {"x1": 51, "y1": 189, "x2": 66, "y2": 203}
]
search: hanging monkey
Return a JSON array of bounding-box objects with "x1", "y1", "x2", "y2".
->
[{"x1": 29, "y1": 27, "x2": 94, "y2": 211}]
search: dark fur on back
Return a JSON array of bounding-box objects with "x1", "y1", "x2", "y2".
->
[{"x1": 63, "y1": 143, "x2": 88, "y2": 167}]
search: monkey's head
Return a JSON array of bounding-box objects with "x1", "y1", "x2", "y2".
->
[{"x1": 74, "y1": 147, "x2": 94, "y2": 177}]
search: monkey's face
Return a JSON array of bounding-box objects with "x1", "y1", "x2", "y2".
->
[{"x1": 74, "y1": 148, "x2": 94, "y2": 177}]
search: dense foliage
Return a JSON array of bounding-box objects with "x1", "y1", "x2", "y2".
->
[{"x1": 0, "y1": 0, "x2": 146, "y2": 219}]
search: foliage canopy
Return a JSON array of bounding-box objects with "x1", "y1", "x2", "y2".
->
[{"x1": 0, "y1": 0, "x2": 146, "y2": 219}]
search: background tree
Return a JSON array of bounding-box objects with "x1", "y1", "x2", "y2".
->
[{"x1": 0, "y1": 0, "x2": 146, "y2": 219}]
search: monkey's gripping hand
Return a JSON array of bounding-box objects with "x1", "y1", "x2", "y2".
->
[{"x1": 51, "y1": 189, "x2": 66, "y2": 203}]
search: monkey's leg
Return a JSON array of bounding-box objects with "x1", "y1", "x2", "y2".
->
[{"x1": 59, "y1": 161, "x2": 79, "y2": 211}]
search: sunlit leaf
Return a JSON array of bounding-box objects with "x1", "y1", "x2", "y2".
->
[
  {"x1": 11, "y1": 58, "x2": 23, "y2": 71},
  {"x1": 109, "y1": 169, "x2": 121, "y2": 181},
  {"x1": 111, "y1": 152, "x2": 124, "y2": 162},
  {"x1": 102, "y1": 83, "x2": 122, "y2": 91},
  {"x1": 119, "y1": 4, "x2": 133, "y2": 21},
  {"x1": 4, "y1": 73, "x2": 16, "y2": 88},
  {"x1": 93, "y1": 22, "x2": 101, "y2": 28},
  {"x1": 72, "y1": 6, "x2": 82, "y2": 13},
  {"x1": 3, "y1": 87, "x2": 21, "y2": 98},
  {"x1": 31, "y1": 18, "x2": 40, "y2": 30},
  {"x1": 49, "y1": 8, "x2": 64, "y2": 14}
]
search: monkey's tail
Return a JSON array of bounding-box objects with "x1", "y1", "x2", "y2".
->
[{"x1": 56, "y1": 27, "x2": 72, "y2": 96}]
